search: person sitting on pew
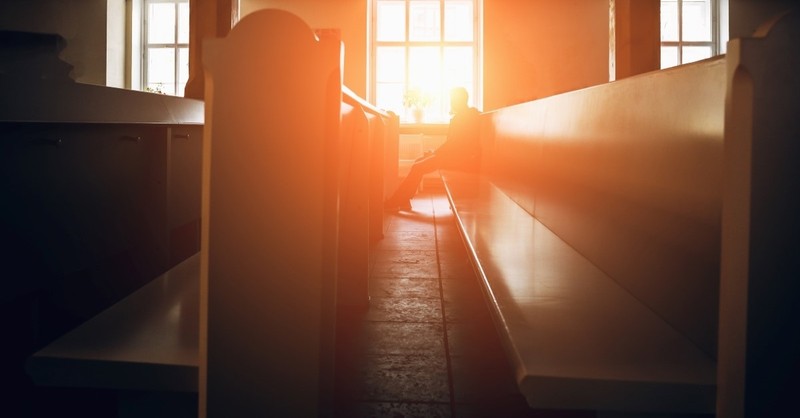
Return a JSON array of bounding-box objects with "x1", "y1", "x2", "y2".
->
[{"x1": 384, "y1": 86, "x2": 481, "y2": 211}]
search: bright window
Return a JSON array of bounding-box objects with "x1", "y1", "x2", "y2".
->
[
  {"x1": 143, "y1": 0, "x2": 189, "y2": 96},
  {"x1": 371, "y1": 0, "x2": 481, "y2": 124},
  {"x1": 660, "y1": 0, "x2": 719, "y2": 69}
]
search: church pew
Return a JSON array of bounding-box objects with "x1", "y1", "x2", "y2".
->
[
  {"x1": 338, "y1": 87, "x2": 399, "y2": 308},
  {"x1": 443, "y1": 10, "x2": 799, "y2": 415},
  {"x1": 442, "y1": 38, "x2": 726, "y2": 417},
  {"x1": 201, "y1": 9, "x2": 393, "y2": 416},
  {"x1": 1, "y1": 33, "x2": 204, "y2": 412},
  {"x1": 24, "y1": 89, "x2": 391, "y2": 416},
  {"x1": 24, "y1": 9, "x2": 398, "y2": 417}
]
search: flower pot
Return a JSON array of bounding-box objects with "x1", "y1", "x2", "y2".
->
[{"x1": 412, "y1": 108, "x2": 424, "y2": 123}]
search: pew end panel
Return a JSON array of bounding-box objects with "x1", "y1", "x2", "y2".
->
[
  {"x1": 717, "y1": 8, "x2": 800, "y2": 416},
  {"x1": 201, "y1": 9, "x2": 342, "y2": 416}
]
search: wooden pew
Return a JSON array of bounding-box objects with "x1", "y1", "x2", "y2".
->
[
  {"x1": 717, "y1": 9, "x2": 800, "y2": 417},
  {"x1": 442, "y1": 32, "x2": 726, "y2": 418},
  {"x1": 24, "y1": 86, "x2": 393, "y2": 415},
  {"x1": 25, "y1": 9, "x2": 399, "y2": 417},
  {"x1": 442, "y1": 10, "x2": 799, "y2": 415},
  {"x1": 201, "y1": 9, "x2": 399, "y2": 416},
  {"x1": 2, "y1": 31, "x2": 204, "y2": 413},
  {"x1": 338, "y1": 87, "x2": 399, "y2": 308},
  {"x1": 25, "y1": 254, "x2": 200, "y2": 415}
]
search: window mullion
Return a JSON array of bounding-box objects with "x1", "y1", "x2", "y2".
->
[
  {"x1": 440, "y1": 0, "x2": 445, "y2": 115},
  {"x1": 678, "y1": 0, "x2": 684, "y2": 64},
  {"x1": 404, "y1": 0, "x2": 410, "y2": 95},
  {"x1": 173, "y1": 2, "x2": 179, "y2": 95}
]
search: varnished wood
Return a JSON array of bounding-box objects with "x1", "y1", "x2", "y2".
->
[{"x1": 26, "y1": 254, "x2": 200, "y2": 392}]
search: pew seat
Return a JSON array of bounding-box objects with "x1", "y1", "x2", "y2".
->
[
  {"x1": 441, "y1": 171, "x2": 716, "y2": 414},
  {"x1": 25, "y1": 253, "x2": 200, "y2": 393}
]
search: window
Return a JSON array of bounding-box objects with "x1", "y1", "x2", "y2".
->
[
  {"x1": 660, "y1": 0, "x2": 722, "y2": 69},
  {"x1": 143, "y1": 0, "x2": 189, "y2": 96},
  {"x1": 371, "y1": 0, "x2": 481, "y2": 123}
]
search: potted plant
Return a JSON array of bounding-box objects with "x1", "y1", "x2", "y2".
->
[{"x1": 403, "y1": 88, "x2": 431, "y2": 123}]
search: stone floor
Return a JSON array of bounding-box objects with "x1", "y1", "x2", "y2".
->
[{"x1": 333, "y1": 184, "x2": 596, "y2": 418}]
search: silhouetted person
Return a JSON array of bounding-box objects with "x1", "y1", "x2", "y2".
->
[{"x1": 384, "y1": 87, "x2": 480, "y2": 210}]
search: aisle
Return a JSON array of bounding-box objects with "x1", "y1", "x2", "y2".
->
[{"x1": 333, "y1": 187, "x2": 592, "y2": 417}]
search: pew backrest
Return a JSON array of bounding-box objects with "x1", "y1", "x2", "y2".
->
[{"x1": 482, "y1": 56, "x2": 727, "y2": 358}]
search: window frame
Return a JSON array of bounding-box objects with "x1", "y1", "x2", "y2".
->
[
  {"x1": 142, "y1": 0, "x2": 189, "y2": 96},
  {"x1": 660, "y1": 0, "x2": 722, "y2": 69},
  {"x1": 369, "y1": 0, "x2": 483, "y2": 124}
]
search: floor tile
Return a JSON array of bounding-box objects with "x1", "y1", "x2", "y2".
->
[
  {"x1": 357, "y1": 353, "x2": 450, "y2": 403},
  {"x1": 336, "y1": 186, "x2": 546, "y2": 417},
  {"x1": 361, "y1": 321, "x2": 446, "y2": 356},
  {"x1": 343, "y1": 401, "x2": 452, "y2": 418},
  {"x1": 365, "y1": 297, "x2": 443, "y2": 323},
  {"x1": 373, "y1": 249, "x2": 439, "y2": 264},
  {"x1": 439, "y1": 258, "x2": 477, "y2": 279},
  {"x1": 445, "y1": 320, "x2": 504, "y2": 356},
  {"x1": 370, "y1": 260, "x2": 440, "y2": 279},
  {"x1": 370, "y1": 277, "x2": 440, "y2": 299},
  {"x1": 374, "y1": 237, "x2": 438, "y2": 251}
]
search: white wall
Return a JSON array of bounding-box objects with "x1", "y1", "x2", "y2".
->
[{"x1": 0, "y1": 0, "x2": 128, "y2": 86}]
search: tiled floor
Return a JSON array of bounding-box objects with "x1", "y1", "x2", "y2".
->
[{"x1": 333, "y1": 183, "x2": 595, "y2": 418}]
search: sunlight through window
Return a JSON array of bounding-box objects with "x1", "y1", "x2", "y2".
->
[
  {"x1": 372, "y1": 0, "x2": 481, "y2": 124},
  {"x1": 660, "y1": 0, "x2": 717, "y2": 69},
  {"x1": 144, "y1": 0, "x2": 189, "y2": 96}
]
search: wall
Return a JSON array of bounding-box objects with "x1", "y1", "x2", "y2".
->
[
  {"x1": 241, "y1": 0, "x2": 367, "y2": 99},
  {"x1": 483, "y1": 0, "x2": 609, "y2": 110},
  {"x1": 610, "y1": 0, "x2": 660, "y2": 81},
  {"x1": 0, "y1": 0, "x2": 122, "y2": 86}
]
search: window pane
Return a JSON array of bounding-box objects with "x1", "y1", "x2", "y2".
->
[
  {"x1": 683, "y1": 0, "x2": 712, "y2": 42},
  {"x1": 661, "y1": 46, "x2": 679, "y2": 68},
  {"x1": 409, "y1": 46, "x2": 441, "y2": 92},
  {"x1": 682, "y1": 45, "x2": 712, "y2": 64},
  {"x1": 443, "y1": 46, "x2": 472, "y2": 94},
  {"x1": 377, "y1": 1, "x2": 405, "y2": 41},
  {"x1": 177, "y1": 47, "x2": 189, "y2": 96},
  {"x1": 409, "y1": 46, "x2": 442, "y2": 121},
  {"x1": 445, "y1": 0, "x2": 473, "y2": 41},
  {"x1": 148, "y1": 3, "x2": 176, "y2": 44},
  {"x1": 660, "y1": 0, "x2": 678, "y2": 42},
  {"x1": 147, "y1": 47, "x2": 175, "y2": 93},
  {"x1": 178, "y1": 1, "x2": 190, "y2": 44},
  {"x1": 376, "y1": 82, "x2": 404, "y2": 115},
  {"x1": 376, "y1": 47, "x2": 405, "y2": 82},
  {"x1": 409, "y1": 0, "x2": 440, "y2": 41}
]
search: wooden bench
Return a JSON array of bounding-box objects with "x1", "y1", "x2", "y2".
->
[
  {"x1": 24, "y1": 11, "x2": 400, "y2": 417},
  {"x1": 25, "y1": 253, "x2": 200, "y2": 417},
  {"x1": 26, "y1": 253, "x2": 200, "y2": 393},
  {"x1": 443, "y1": 173, "x2": 716, "y2": 414},
  {"x1": 441, "y1": 55, "x2": 728, "y2": 415}
]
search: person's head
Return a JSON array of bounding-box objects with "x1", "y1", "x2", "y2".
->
[{"x1": 449, "y1": 87, "x2": 469, "y2": 115}]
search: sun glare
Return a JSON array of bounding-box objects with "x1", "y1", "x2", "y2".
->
[{"x1": 374, "y1": 0, "x2": 477, "y2": 123}]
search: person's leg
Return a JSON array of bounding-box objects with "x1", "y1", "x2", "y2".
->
[{"x1": 385, "y1": 154, "x2": 441, "y2": 208}]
